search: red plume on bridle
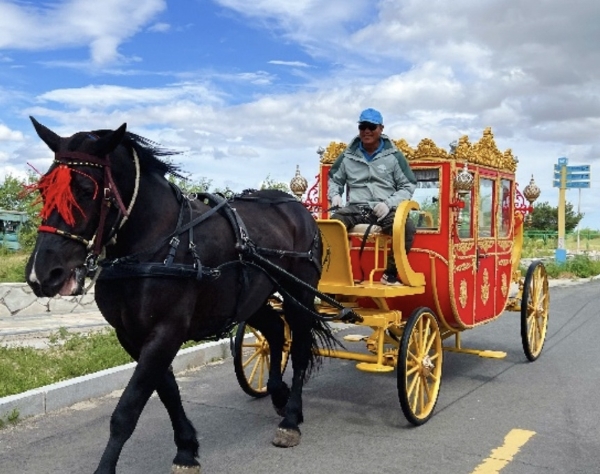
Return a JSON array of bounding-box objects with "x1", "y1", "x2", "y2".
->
[{"x1": 26, "y1": 164, "x2": 99, "y2": 227}]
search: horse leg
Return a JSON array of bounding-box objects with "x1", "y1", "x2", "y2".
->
[
  {"x1": 247, "y1": 304, "x2": 290, "y2": 415},
  {"x1": 157, "y1": 368, "x2": 200, "y2": 472},
  {"x1": 272, "y1": 301, "x2": 314, "y2": 448},
  {"x1": 113, "y1": 330, "x2": 200, "y2": 473},
  {"x1": 94, "y1": 328, "x2": 192, "y2": 474}
]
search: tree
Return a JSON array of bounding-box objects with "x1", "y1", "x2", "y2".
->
[
  {"x1": 529, "y1": 201, "x2": 583, "y2": 233},
  {"x1": 0, "y1": 173, "x2": 42, "y2": 252},
  {"x1": 167, "y1": 175, "x2": 212, "y2": 195},
  {"x1": 260, "y1": 175, "x2": 291, "y2": 193}
]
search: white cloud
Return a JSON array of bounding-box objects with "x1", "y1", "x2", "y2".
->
[
  {"x1": 0, "y1": 124, "x2": 23, "y2": 141},
  {"x1": 148, "y1": 22, "x2": 171, "y2": 33},
  {"x1": 268, "y1": 60, "x2": 310, "y2": 68},
  {"x1": 2, "y1": 0, "x2": 600, "y2": 228},
  {"x1": 0, "y1": 0, "x2": 166, "y2": 65}
]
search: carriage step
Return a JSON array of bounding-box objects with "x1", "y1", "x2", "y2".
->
[
  {"x1": 356, "y1": 362, "x2": 394, "y2": 373},
  {"x1": 343, "y1": 334, "x2": 368, "y2": 342},
  {"x1": 444, "y1": 347, "x2": 507, "y2": 359}
]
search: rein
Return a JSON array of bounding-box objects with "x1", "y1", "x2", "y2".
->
[{"x1": 37, "y1": 150, "x2": 141, "y2": 270}]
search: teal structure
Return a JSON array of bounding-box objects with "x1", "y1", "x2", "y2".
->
[{"x1": 0, "y1": 209, "x2": 29, "y2": 250}]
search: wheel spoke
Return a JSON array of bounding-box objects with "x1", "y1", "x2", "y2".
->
[
  {"x1": 257, "y1": 355, "x2": 266, "y2": 388},
  {"x1": 242, "y1": 348, "x2": 261, "y2": 369},
  {"x1": 247, "y1": 356, "x2": 261, "y2": 385},
  {"x1": 406, "y1": 364, "x2": 420, "y2": 376}
]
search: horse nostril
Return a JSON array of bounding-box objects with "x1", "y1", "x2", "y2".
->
[{"x1": 48, "y1": 267, "x2": 68, "y2": 286}]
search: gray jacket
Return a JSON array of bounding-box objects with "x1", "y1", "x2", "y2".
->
[{"x1": 327, "y1": 134, "x2": 417, "y2": 209}]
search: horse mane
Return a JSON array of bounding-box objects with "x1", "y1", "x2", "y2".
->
[{"x1": 92, "y1": 129, "x2": 185, "y2": 179}]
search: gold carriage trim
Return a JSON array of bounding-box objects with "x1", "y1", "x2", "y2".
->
[
  {"x1": 454, "y1": 241, "x2": 475, "y2": 254},
  {"x1": 478, "y1": 240, "x2": 495, "y2": 252},
  {"x1": 501, "y1": 273, "x2": 508, "y2": 297},
  {"x1": 498, "y1": 240, "x2": 513, "y2": 251},
  {"x1": 320, "y1": 127, "x2": 517, "y2": 172},
  {"x1": 455, "y1": 262, "x2": 473, "y2": 272},
  {"x1": 459, "y1": 280, "x2": 468, "y2": 308},
  {"x1": 498, "y1": 258, "x2": 511, "y2": 267},
  {"x1": 481, "y1": 269, "x2": 490, "y2": 305}
]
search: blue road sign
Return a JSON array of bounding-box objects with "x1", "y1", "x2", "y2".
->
[
  {"x1": 553, "y1": 179, "x2": 591, "y2": 188},
  {"x1": 567, "y1": 165, "x2": 590, "y2": 172},
  {"x1": 565, "y1": 181, "x2": 591, "y2": 188},
  {"x1": 553, "y1": 172, "x2": 591, "y2": 180},
  {"x1": 558, "y1": 157, "x2": 568, "y2": 165}
]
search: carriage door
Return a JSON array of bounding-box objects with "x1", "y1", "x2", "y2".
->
[{"x1": 474, "y1": 174, "x2": 497, "y2": 322}]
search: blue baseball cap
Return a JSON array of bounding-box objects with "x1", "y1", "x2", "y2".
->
[{"x1": 358, "y1": 108, "x2": 383, "y2": 125}]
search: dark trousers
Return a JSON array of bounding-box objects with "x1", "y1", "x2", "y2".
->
[{"x1": 330, "y1": 204, "x2": 416, "y2": 273}]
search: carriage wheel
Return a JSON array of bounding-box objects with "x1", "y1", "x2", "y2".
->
[
  {"x1": 520, "y1": 261, "x2": 549, "y2": 361},
  {"x1": 397, "y1": 307, "x2": 443, "y2": 426},
  {"x1": 233, "y1": 320, "x2": 291, "y2": 398}
]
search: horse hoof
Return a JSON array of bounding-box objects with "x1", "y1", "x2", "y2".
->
[
  {"x1": 272, "y1": 427, "x2": 301, "y2": 447},
  {"x1": 171, "y1": 464, "x2": 201, "y2": 473}
]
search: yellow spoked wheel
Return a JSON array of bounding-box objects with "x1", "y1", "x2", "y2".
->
[
  {"x1": 397, "y1": 307, "x2": 443, "y2": 425},
  {"x1": 520, "y1": 260, "x2": 549, "y2": 362},
  {"x1": 233, "y1": 321, "x2": 291, "y2": 398}
]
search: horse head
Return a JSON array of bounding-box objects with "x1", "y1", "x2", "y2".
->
[{"x1": 25, "y1": 117, "x2": 127, "y2": 297}]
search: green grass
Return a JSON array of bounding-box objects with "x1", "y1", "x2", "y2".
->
[
  {"x1": 0, "y1": 327, "x2": 205, "y2": 400},
  {"x1": 0, "y1": 328, "x2": 133, "y2": 398},
  {"x1": 543, "y1": 255, "x2": 600, "y2": 279},
  {"x1": 0, "y1": 249, "x2": 28, "y2": 283},
  {"x1": 0, "y1": 409, "x2": 20, "y2": 429}
]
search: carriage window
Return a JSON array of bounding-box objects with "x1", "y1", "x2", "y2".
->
[
  {"x1": 497, "y1": 179, "x2": 512, "y2": 238},
  {"x1": 410, "y1": 168, "x2": 440, "y2": 230},
  {"x1": 478, "y1": 178, "x2": 494, "y2": 237},
  {"x1": 458, "y1": 190, "x2": 473, "y2": 239}
]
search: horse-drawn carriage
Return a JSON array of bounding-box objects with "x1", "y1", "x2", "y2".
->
[
  {"x1": 234, "y1": 127, "x2": 549, "y2": 425},
  {"x1": 26, "y1": 119, "x2": 549, "y2": 472}
]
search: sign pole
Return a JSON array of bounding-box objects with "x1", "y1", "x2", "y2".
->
[
  {"x1": 553, "y1": 158, "x2": 590, "y2": 263},
  {"x1": 577, "y1": 188, "x2": 581, "y2": 254},
  {"x1": 556, "y1": 164, "x2": 567, "y2": 263}
]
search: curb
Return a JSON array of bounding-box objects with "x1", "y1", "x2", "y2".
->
[{"x1": 0, "y1": 338, "x2": 232, "y2": 420}]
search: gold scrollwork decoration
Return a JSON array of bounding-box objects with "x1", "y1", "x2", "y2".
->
[
  {"x1": 501, "y1": 273, "x2": 508, "y2": 297},
  {"x1": 481, "y1": 269, "x2": 490, "y2": 305},
  {"x1": 498, "y1": 258, "x2": 511, "y2": 266},
  {"x1": 455, "y1": 241, "x2": 475, "y2": 254},
  {"x1": 459, "y1": 279, "x2": 468, "y2": 308},
  {"x1": 478, "y1": 240, "x2": 495, "y2": 252},
  {"x1": 498, "y1": 240, "x2": 513, "y2": 251},
  {"x1": 455, "y1": 262, "x2": 473, "y2": 272},
  {"x1": 321, "y1": 142, "x2": 347, "y2": 164}
]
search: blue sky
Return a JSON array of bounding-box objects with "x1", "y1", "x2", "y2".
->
[{"x1": 1, "y1": 0, "x2": 599, "y2": 229}]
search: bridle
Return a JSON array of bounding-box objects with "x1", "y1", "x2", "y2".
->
[{"x1": 37, "y1": 149, "x2": 141, "y2": 271}]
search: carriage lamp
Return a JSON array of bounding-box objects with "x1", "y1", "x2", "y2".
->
[
  {"x1": 454, "y1": 162, "x2": 474, "y2": 198},
  {"x1": 450, "y1": 162, "x2": 474, "y2": 229},
  {"x1": 523, "y1": 175, "x2": 541, "y2": 223},
  {"x1": 290, "y1": 165, "x2": 308, "y2": 200}
]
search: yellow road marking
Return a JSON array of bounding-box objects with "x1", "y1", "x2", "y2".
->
[{"x1": 471, "y1": 429, "x2": 536, "y2": 474}]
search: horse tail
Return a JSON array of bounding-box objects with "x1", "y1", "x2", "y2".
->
[{"x1": 277, "y1": 285, "x2": 342, "y2": 378}]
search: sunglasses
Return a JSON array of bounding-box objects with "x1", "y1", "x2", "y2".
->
[{"x1": 358, "y1": 122, "x2": 379, "y2": 131}]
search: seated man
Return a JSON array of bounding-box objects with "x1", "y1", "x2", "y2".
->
[{"x1": 328, "y1": 108, "x2": 417, "y2": 286}]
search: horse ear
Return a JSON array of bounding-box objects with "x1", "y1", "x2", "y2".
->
[
  {"x1": 30, "y1": 116, "x2": 60, "y2": 152},
  {"x1": 94, "y1": 123, "x2": 127, "y2": 155}
]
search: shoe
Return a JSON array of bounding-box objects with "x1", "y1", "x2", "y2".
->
[{"x1": 381, "y1": 272, "x2": 402, "y2": 286}]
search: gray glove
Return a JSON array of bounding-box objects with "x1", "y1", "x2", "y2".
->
[
  {"x1": 373, "y1": 202, "x2": 390, "y2": 221},
  {"x1": 331, "y1": 195, "x2": 343, "y2": 208}
]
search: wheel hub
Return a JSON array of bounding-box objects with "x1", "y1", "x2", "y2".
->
[{"x1": 421, "y1": 355, "x2": 434, "y2": 377}]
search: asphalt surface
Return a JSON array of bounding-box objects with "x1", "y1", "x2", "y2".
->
[{"x1": 0, "y1": 278, "x2": 599, "y2": 473}]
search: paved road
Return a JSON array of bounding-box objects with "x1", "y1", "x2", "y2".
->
[{"x1": 1, "y1": 280, "x2": 599, "y2": 474}]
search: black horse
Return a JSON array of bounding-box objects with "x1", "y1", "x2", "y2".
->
[{"x1": 25, "y1": 117, "x2": 338, "y2": 473}]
